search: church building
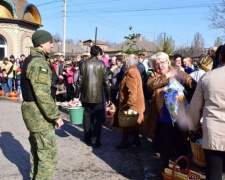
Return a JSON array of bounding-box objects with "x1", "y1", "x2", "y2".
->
[{"x1": 0, "y1": 0, "x2": 41, "y2": 62}]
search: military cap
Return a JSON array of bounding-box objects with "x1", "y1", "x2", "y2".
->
[{"x1": 32, "y1": 30, "x2": 53, "y2": 47}]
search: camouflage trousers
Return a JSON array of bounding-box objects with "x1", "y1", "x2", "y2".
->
[{"x1": 29, "y1": 128, "x2": 58, "y2": 180}]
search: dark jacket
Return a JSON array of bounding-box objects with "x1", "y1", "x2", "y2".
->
[
  {"x1": 117, "y1": 64, "x2": 126, "y2": 82},
  {"x1": 58, "y1": 62, "x2": 65, "y2": 76},
  {"x1": 75, "y1": 56, "x2": 111, "y2": 103},
  {"x1": 137, "y1": 62, "x2": 148, "y2": 85},
  {"x1": 1, "y1": 75, "x2": 8, "y2": 84}
]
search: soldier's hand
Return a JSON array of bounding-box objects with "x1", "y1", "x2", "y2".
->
[{"x1": 55, "y1": 118, "x2": 64, "y2": 129}]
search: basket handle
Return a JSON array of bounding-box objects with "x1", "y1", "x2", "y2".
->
[
  {"x1": 119, "y1": 104, "x2": 130, "y2": 111},
  {"x1": 119, "y1": 103, "x2": 137, "y2": 112},
  {"x1": 171, "y1": 156, "x2": 190, "y2": 178}
]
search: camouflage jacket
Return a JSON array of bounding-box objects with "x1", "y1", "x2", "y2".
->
[{"x1": 21, "y1": 48, "x2": 60, "y2": 132}]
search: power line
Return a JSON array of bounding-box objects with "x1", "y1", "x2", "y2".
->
[
  {"x1": 36, "y1": 0, "x2": 219, "y2": 47},
  {"x1": 67, "y1": 2, "x2": 222, "y2": 14},
  {"x1": 36, "y1": 0, "x2": 62, "y2": 6},
  {"x1": 67, "y1": 10, "x2": 205, "y2": 18},
  {"x1": 67, "y1": 0, "x2": 129, "y2": 31},
  {"x1": 68, "y1": 0, "x2": 123, "y2": 6},
  {"x1": 65, "y1": 0, "x2": 207, "y2": 42},
  {"x1": 67, "y1": 15, "x2": 128, "y2": 32}
]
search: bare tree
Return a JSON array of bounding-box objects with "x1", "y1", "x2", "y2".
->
[
  {"x1": 155, "y1": 34, "x2": 175, "y2": 54},
  {"x1": 209, "y1": 0, "x2": 225, "y2": 31},
  {"x1": 214, "y1": 37, "x2": 223, "y2": 47},
  {"x1": 142, "y1": 35, "x2": 148, "y2": 41},
  {"x1": 53, "y1": 33, "x2": 62, "y2": 42},
  {"x1": 66, "y1": 39, "x2": 74, "y2": 44},
  {"x1": 176, "y1": 43, "x2": 191, "y2": 51},
  {"x1": 191, "y1": 32, "x2": 205, "y2": 48},
  {"x1": 106, "y1": 40, "x2": 117, "y2": 48}
]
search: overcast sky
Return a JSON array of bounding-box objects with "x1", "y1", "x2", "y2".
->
[{"x1": 28, "y1": 0, "x2": 223, "y2": 48}]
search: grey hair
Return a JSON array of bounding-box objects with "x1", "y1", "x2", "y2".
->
[
  {"x1": 126, "y1": 56, "x2": 137, "y2": 68},
  {"x1": 111, "y1": 56, "x2": 116, "y2": 61},
  {"x1": 149, "y1": 52, "x2": 171, "y2": 71},
  {"x1": 211, "y1": 46, "x2": 218, "y2": 52}
]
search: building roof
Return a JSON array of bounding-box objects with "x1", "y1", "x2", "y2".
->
[
  {"x1": 174, "y1": 48, "x2": 209, "y2": 58},
  {"x1": 51, "y1": 42, "x2": 87, "y2": 56},
  {"x1": 105, "y1": 39, "x2": 157, "y2": 53},
  {"x1": 83, "y1": 39, "x2": 108, "y2": 45},
  {"x1": 0, "y1": 0, "x2": 42, "y2": 26}
]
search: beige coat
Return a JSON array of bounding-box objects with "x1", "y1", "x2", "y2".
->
[
  {"x1": 189, "y1": 65, "x2": 225, "y2": 151},
  {"x1": 0, "y1": 61, "x2": 13, "y2": 78}
]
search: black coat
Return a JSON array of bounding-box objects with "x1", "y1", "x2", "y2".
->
[{"x1": 75, "y1": 56, "x2": 111, "y2": 103}]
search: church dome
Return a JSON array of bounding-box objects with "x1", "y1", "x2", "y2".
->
[{"x1": 0, "y1": 0, "x2": 41, "y2": 25}]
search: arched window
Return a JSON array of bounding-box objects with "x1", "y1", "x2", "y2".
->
[{"x1": 0, "y1": 36, "x2": 7, "y2": 61}]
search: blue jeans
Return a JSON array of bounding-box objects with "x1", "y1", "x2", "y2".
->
[
  {"x1": 7, "y1": 78, "x2": 13, "y2": 92},
  {"x1": 2, "y1": 83, "x2": 8, "y2": 95},
  {"x1": 17, "y1": 86, "x2": 21, "y2": 95},
  {"x1": 16, "y1": 79, "x2": 21, "y2": 95}
]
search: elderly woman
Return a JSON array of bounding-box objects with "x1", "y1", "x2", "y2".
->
[
  {"x1": 116, "y1": 56, "x2": 145, "y2": 149},
  {"x1": 189, "y1": 55, "x2": 213, "y2": 83},
  {"x1": 145, "y1": 52, "x2": 196, "y2": 170},
  {"x1": 188, "y1": 45, "x2": 225, "y2": 180}
]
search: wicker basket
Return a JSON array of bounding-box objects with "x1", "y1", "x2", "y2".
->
[
  {"x1": 162, "y1": 156, "x2": 201, "y2": 180},
  {"x1": 118, "y1": 110, "x2": 138, "y2": 127},
  {"x1": 190, "y1": 141, "x2": 206, "y2": 167},
  {"x1": 0, "y1": 90, "x2": 5, "y2": 96},
  {"x1": 8, "y1": 91, "x2": 18, "y2": 97}
]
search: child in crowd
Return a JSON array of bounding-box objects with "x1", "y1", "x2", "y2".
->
[
  {"x1": 0, "y1": 69, "x2": 8, "y2": 96},
  {"x1": 16, "y1": 66, "x2": 22, "y2": 97},
  {"x1": 55, "y1": 78, "x2": 67, "y2": 102},
  {"x1": 63, "y1": 64, "x2": 74, "y2": 101},
  {"x1": 72, "y1": 60, "x2": 79, "y2": 94}
]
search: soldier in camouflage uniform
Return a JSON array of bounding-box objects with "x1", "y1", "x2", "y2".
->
[{"x1": 21, "y1": 30, "x2": 64, "y2": 180}]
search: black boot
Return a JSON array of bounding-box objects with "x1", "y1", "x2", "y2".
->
[
  {"x1": 131, "y1": 130, "x2": 141, "y2": 147},
  {"x1": 116, "y1": 131, "x2": 129, "y2": 149}
]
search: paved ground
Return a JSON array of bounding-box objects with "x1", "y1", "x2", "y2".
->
[{"x1": 0, "y1": 98, "x2": 207, "y2": 180}]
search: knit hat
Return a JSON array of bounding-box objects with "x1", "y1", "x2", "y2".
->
[
  {"x1": 32, "y1": 30, "x2": 53, "y2": 47},
  {"x1": 10, "y1": 55, "x2": 15, "y2": 59}
]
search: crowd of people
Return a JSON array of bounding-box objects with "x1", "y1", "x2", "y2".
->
[
  {"x1": 0, "y1": 29, "x2": 224, "y2": 180},
  {"x1": 0, "y1": 54, "x2": 25, "y2": 97}
]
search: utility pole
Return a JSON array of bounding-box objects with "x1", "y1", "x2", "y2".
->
[
  {"x1": 95, "y1": 27, "x2": 97, "y2": 46},
  {"x1": 63, "y1": 0, "x2": 67, "y2": 57}
]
